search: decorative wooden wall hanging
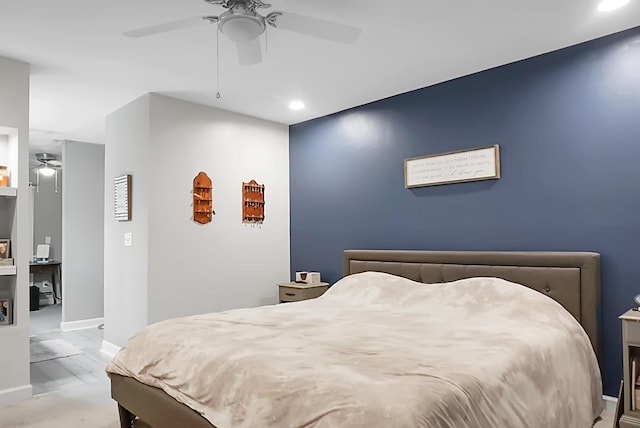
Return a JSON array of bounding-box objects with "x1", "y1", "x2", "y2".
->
[
  {"x1": 193, "y1": 172, "x2": 214, "y2": 224},
  {"x1": 242, "y1": 180, "x2": 265, "y2": 223}
]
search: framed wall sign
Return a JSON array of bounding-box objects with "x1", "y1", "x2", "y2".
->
[
  {"x1": 405, "y1": 145, "x2": 500, "y2": 188},
  {"x1": 114, "y1": 174, "x2": 132, "y2": 221}
]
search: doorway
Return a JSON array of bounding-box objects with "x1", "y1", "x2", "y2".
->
[{"x1": 28, "y1": 156, "x2": 62, "y2": 335}]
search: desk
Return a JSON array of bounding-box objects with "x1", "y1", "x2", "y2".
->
[{"x1": 29, "y1": 260, "x2": 62, "y2": 303}]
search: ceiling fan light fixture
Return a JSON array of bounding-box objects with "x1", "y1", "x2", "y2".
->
[
  {"x1": 35, "y1": 152, "x2": 61, "y2": 177},
  {"x1": 288, "y1": 100, "x2": 305, "y2": 111},
  {"x1": 597, "y1": 0, "x2": 629, "y2": 11},
  {"x1": 39, "y1": 166, "x2": 56, "y2": 177},
  {"x1": 219, "y1": 10, "x2": 265, "y2": 42}
]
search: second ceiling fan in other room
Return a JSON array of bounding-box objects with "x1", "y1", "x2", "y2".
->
[{"x1": 123, "y1": 0, "x2": 362, "y2": 66}]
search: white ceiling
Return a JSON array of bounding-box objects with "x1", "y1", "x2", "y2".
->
[{"x1": 1, "y1": 0, "x2": 639, "y2": 153}]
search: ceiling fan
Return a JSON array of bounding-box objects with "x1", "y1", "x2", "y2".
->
[
  {"x1": 123, "y1": 0, "x2": 362, "y2": 66},
  {"x1": 32, "y1": 153, "x2": 62, "y2": 177}
]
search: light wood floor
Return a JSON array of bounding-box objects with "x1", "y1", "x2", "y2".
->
[
  {"x1": 29, "y1": 303, "x2": 63, "y2": 336},
  {"x1": 0, "y1": 310, "x2": 119, "y2": 427},
  {"x1": 2, "y1": 377, "x2": 119, "y2": 428},
  {"x1": 29, "y1": 303, "x2": 110, "y2": 396},
  {"x1": 30, "y1": 327, "x2": 110, "y2": 396}
]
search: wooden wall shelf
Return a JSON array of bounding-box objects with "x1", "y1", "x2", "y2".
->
[
  {"x1": 242, "y1": 180, "x2": 265, "y2": 223},
  {"x1": 193, "y1": 172, "x2": 214, "y2": 224}
]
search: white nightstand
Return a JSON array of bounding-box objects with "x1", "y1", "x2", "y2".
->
[{"x1": 278, "y1": 282, "x2": 329, "y2": 303}]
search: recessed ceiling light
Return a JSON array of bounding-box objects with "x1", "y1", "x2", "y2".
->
[
  {"x1": 597, "y1": 0, "x2": 630, "y2": 12},
  {"x1": 288, "y1": 100, "x2": 305, "y2": 111}
]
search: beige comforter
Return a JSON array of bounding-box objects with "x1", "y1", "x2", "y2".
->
[{"x1": 107, "y1": 272, "x2": 603, "y2": 428}]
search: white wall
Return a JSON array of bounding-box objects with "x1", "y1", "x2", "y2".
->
[
  {"x1": 0, "y1": 55, "x2": 31, "y2": 404},
  {"x1": 61, "y1": 141, "x2": 104, "y2": 326},
  {"x1": 103, "y1": 93, "x2": 290, "y2": 348},
  {"x1": 104, "y1": 95, "x2": 151, "y2": 347},
  {"x1": 147, "y1": 95, "x2": 290, "y2": 322}
]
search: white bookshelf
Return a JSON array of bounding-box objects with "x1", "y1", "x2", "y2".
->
[
  {"x1": 0, "y1": 129, "x2": 18, "y2": 332},
  {"x1": 0, "y1": 57, "x2": 30, "y2": 405}
]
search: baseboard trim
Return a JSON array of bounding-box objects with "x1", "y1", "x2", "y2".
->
[
  {"x1": 0, "y1": 384, "x2": 32, "y2": 406},
  {"x1": 101, "y1": 340, "x2": 121, "y2": 359},
  {"x1": 60, "y1": 317, "x2": 104, "y2": 332}
]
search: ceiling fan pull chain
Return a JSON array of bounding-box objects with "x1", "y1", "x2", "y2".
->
[{"x1": 216, "y1": 26, "x2": 221, "y2": 99}]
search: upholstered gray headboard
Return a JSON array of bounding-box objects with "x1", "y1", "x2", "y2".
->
[{"x1": 344, "y1": 250, "x2": 601, "y2": 362}]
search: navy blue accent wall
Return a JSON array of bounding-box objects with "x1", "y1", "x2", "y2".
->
[{"x1": 290, "y1": 26, "x2": 640, "y2": 396}]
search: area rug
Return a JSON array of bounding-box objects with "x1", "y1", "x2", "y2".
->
[{"x1": 30, "y1": 338, "x2": 81, "y2": 363}]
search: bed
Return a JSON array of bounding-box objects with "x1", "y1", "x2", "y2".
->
[{"x1": 108, "y1": 250, "x2": 602, "y2": 428}]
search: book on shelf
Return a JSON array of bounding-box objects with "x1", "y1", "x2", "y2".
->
[
  {"x1": 633, "y1": 354, "x2": 640, "y2": 410},
  {"x1": 0, "y1": 258, "x2": 13, "y2": 266},
  {"x1": 636, "y1": 366, "x2": 640, "y2": 411},
  {"x1": 633, "y1": 357, "x2": 636, "y2": 410}
]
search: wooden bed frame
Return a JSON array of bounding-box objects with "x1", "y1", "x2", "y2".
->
[{"x1": 111, "y1": 250, "x2": 601, "y2": 428}]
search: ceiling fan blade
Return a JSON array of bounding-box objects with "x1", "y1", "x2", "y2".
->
[
  {"x1": 123, "y1": 16, "x2": 209, "y2": 38},
  {"x1": 236, "y1": 38, "x2": 262, "y2": 66},
  {"x1": 270, "y1": 12, "x2": 361, "y2": 44}
]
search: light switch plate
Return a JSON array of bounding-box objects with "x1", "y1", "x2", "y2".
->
[
  {"x1": 124, "y1": 232, "x2": 132, "y2": 247},
  {"x1": 45, "y1": 236, "x2": 51, "y2": 244}
]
